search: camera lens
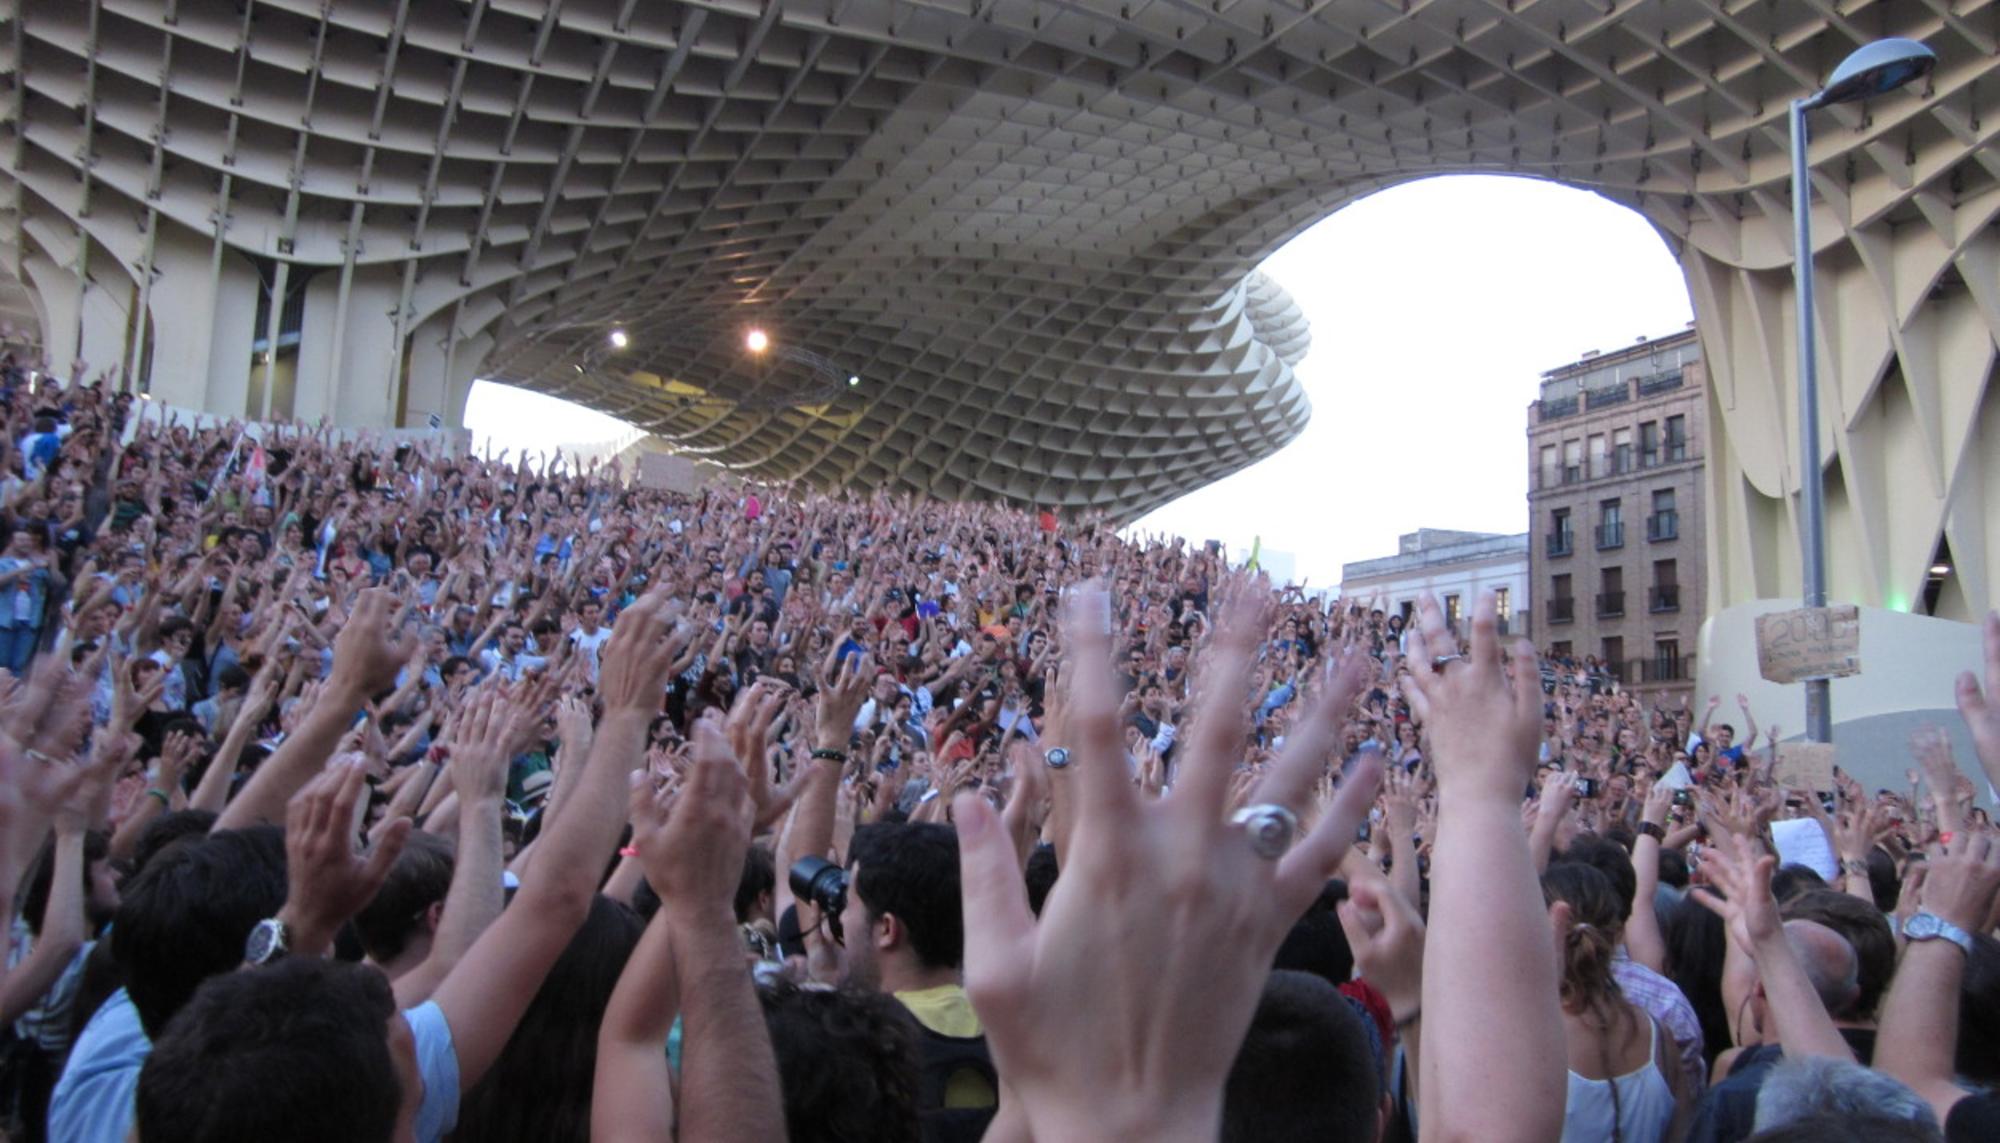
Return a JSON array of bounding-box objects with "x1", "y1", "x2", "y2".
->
[{"x1": 788, "y1": 856, "x2": 849, "y2": 942}]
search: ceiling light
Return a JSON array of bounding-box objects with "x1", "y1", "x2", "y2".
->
[
  {"x1": 847, "y1": 375, "x2": 860, "y2": 387},
  {"x1": 1928, "y1": 562, "x2": 1952, "y2": 577},
  {"x1": 746, "y1": 329, "x2": 770, "y2": 353},
  {"x1": 608, "y1": 329, "x2": 629, "y2": 349}
]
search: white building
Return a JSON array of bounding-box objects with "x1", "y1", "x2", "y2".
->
[{"x1": 1340, "y1": 529, "x2": 1531, "y2": 637}]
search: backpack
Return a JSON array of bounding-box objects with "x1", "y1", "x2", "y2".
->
[{"x1": 912, "y1": 1024, "x2": 998, "y2": 1143}]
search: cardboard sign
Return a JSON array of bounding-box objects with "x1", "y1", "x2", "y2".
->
[
  {"x1": 1773, "y1": 741, "x2": 1837, "y2": 792},
  {"x1": 1756, "y1": 605, "x2": 1860, "y2": 684}
]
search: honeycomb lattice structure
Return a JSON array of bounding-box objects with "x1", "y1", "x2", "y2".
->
[{"x1": 3, "y1": 1, "x2": 1997, "y2": 615}]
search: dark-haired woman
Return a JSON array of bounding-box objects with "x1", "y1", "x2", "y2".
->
[{"x1": 1547, "y1": 861, "x2": 1688, "y2": 1143}]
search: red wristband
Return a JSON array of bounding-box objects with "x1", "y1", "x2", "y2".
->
[{"x1": 619, "y1": 845, "x2": 640, "y2": 858}]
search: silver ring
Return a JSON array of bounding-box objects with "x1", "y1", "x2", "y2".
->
[
  {"x1": 1231, "y1": 803, "x2": 1299, "y2": 861},
  {"x1": 1043, "y1": 747, "x2": 1072, "y2": 770},
  {"x1": 1430, "y1": 653, "x2": 1466, "y2": 673}
]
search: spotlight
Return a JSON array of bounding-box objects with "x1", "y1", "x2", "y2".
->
[
  {"x1": 608, "y1": 329, "x2": 629, "y2": 349},
  {"x1": 1928, "y1": 562, "x2": 1952, "y2": 577},
  {"x1": 746, "y1": 329, "x2": 770, "y2": 353}
]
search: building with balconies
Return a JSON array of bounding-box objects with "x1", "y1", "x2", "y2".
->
[
  {"x1": 1340, "y1": 529, "x2": 1529, "y2": 640},
  {"x1": 1528, "y1": 329, "x2": 1706, "y2": 692}
]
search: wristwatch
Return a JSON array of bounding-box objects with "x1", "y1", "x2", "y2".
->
[
  {"x1": 245, "y1": 917, "x2": 290, "y2": 966},
  {"x1": 1902, "y1": 911, "x2": 1974, "y2": 956}
]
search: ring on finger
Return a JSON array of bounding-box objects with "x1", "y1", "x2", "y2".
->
[
  {"x1": 1043, "y1": 747, "x2": 1072, "y2": 770},
  {"x1": 1430, "y1": 653, "x2": 1466, "y2": 673},
  {"x1": 1231, "y1": 802, "x2": 1299, "y2": 861}
]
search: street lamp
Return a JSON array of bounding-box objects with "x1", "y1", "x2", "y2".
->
[{"x1": 1790, "y1": 36, "x2": 1936, "y2": 743}]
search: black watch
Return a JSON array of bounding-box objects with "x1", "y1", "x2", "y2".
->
[{"x1": 245, "y1": 918, "x2": 290, "y2": 966}]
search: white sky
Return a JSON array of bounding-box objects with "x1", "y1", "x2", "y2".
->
[
  {"x1": 467, "y1": 175, "x2": 1693, "y2": 585},
  {"x1": 1133, "y1": 174, "x2": 1693, "y2": 585}
]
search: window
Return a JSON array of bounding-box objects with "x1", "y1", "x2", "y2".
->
[
  {"x1": 1665, "y1": 414, "x2": 1687, "y2": 461},
  {"x1": 1649, "y1": 487, "x2": 1679, "y2": 541},
  {"x1": 1540, "y1": 445, "x2": 1559, "y2": 489},
  {"x1": 1563, "y1": 439, "x2": 1583, "y2": 483},
  {"x1": 1653, "y1": 638, "x2": 1682, "y2": 682},
  {"x1": 1548, "y1": 508, "x2": 1573, "y2": 557},
  {"x1": 1444, "y1": 593, "x2": 1462, "y2": 628},
  {"x1": 1588, "y1": 434, "x2": 1607, "y2": 479},
  {"x1": 1549, "y1": 574, "x2": 1574, "y2": 624},
  {"x1": 1596, "y1": 498, "x2": 1624, "y2": 549},
  {"x1": 1639, "y1": 421, "x2": 1659, "y2": 467},
  {"x1": 1651, "y1": 559, "x2": 1680, "y2": 611},
  {"x1": 1612, "y1": 427, "x2": 1633, "y2": 474},
  {"x1": 1602, "y1": 636, "x2": 1625, "y2": 680},
  {"x1": 1598, "y1": 566, "x2": 1624, "y2": 617},
  {"x1": 1551, "y1": 640, "x2": 1573, "y2": 659},
  {"x1": 1495, "y1": 586, "x2": 1512, "y2": 624}
]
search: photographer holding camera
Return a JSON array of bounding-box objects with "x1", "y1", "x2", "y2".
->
[{"x1": 792, "y1": 820, "x2": 998, "y2": 1143}]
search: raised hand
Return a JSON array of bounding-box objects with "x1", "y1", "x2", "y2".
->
[
  {"x1": 598, "y1": 591, "x2": 690, "y2": 716},
  {"x1": 1337, "y1": 873, "x2": 1427, "y2": 1028},
  {"x1": 629, "y1": 720, "x2": 751, "y2": 918},
  {"x1": 951, "y1": 579, "x2": 1381, "y2": 1141},
  {"x1": 276, "y1": 757, "x2": 413, "y2": 957},
  {"x1": 1402, "y1": 592, "x2": 1542, "y2": 800},
  {"x1": 1690, "y1": 831, "x2": 1782, "y2": 955},
  {"x1": 812, "y1": 644, "x2": 872, "y2": 752},
  {"x1": 1953, "y1": 611, "x2": 2000, "y2": 790},
  {"x1": 328, "y1": 587, "x2": 416, "y2": 698}
]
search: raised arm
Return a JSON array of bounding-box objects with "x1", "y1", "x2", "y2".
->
[
  {"x1": 1402, "y1": 591, "x2": 1565, "y2": 1143},
  {"x1": 1626, "y1": 782, "x2": 1672, "y2": 973},
  {"x1": 598, "y1": 720, "x2": 784, "y2": 1143},
  {"x1": 189, "y1": 667, "x2": 279, "y2": 814},
  {"x1": 1875, "y1": 835, "x2": 2000, "y2": 1120},
  {"x1": 772, "y1": 643, "x2": 871, "y2": 918},
  {"x1": 431, "y1": 590, "x2": 690, "y2": 1093},
  {"x1": 1955, "y1": 610, "x2": 2000, "y2": 798},
  {"x1": 215, "y1": 588, "x2": 412, "y2": 830},
  {"x1": 391, "y1": 687, "x2": 523, "y2": 1007},
  {"x1": 1692, "y1": 832, "x2": 1855, "y2": 1063}
]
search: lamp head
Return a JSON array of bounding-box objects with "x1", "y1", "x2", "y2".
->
[{"x1": 1809, "y1": 38, "x2": 1936, "y2": 108}]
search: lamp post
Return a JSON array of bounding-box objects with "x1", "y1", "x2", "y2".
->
[{"x1": 1789, "y1": 37, "x2": 1936, "y2": 743}]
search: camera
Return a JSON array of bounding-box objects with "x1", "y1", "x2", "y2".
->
[
  {"x1": 789, "y1": 856, "x2": 849, "y2": 943},
  {"x1": 1575, "y1": 777, "x2": 1600, "y2": 798},
  {"x1": 1672, "y1": 788, "x2": 1693, "y2": 807}
]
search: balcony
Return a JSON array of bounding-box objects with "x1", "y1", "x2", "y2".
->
[
  {"x1": 1562, "y1": 465, "x2": 1583, "y2": 484},
  {"x1": 1666, "y1": 440, "x2": 1688, "y2": 463},
  {"x1": 1639, "y1": 447, "x2": 1660, "y2": 469},
  {"x1": 1648, "y1": 511, "x2": 1679, "y2": 541},
  {"x1": 1546, "y1": 532, "x2": 1574, "y2": 558},
  {"x1": 1637, "y1": 371, "x2": 1685, "y2": 397},
  {"x1": 1547, "y1": 597, "x2": 1575, "y2": 624},
  {"x1": 1538, "y1": 396, "x2": 1580, "y2": 421},
  {"x1": 1649, "y1": 584, "x2": 1681, "y2": 612},
  {"x1": 1633, "y1": 654, "x2": 1697, "y2": 685},
  {"x1": 1611, "y1": 446, "x2": 1634, "y2": 475},
  {"x1": 1596, "y1": 591, "x2": 1626, "y2": 618},
  {"x1": 1595, "y1": 522, "x2": 1625, "y2": 550},
  {"x1": 1585, "y1": 385, "x2": 1631, "y2": 411}
]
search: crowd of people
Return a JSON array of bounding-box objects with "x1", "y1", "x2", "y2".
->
[{"x1": 0, "y1": 360, "x2": 1994, "y2": 1142}]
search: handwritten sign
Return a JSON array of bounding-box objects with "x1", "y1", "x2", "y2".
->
[
  {"x1": 1756, "y1": 605, "x2": 1860, "y2": 684},
  {"x1": 1773, "y1": 741, "x2": 1837, "y2": 792}
]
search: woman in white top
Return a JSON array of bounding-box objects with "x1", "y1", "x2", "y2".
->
[{"x1": 1545, "y1": 861, "x2": 1689, "y2": 1143}]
